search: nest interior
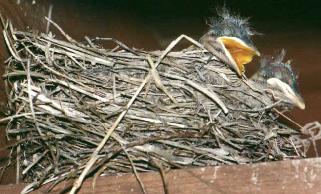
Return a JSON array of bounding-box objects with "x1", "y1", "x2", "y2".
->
[{"x1": 1, "y1": 21, "x2": 312, "y2": 192}]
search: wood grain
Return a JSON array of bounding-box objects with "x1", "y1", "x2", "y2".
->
[{"x1": 1, "y1": 158, "x2": 321, "y2": 194}]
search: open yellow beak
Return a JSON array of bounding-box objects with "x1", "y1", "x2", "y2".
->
[{"x1": 217, "y1": 36, "x2": 260, "y2": 76}]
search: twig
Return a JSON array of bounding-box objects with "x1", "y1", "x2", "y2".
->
[
  {"x1": 185, "y1": 79, "x2": 228, "y2": 114},
  {"x1": 273, "y1": 108, "x2": 303, "y2": 129},
  {"x1": 46, "y1": 5, "x2": 54, "y2": 34},
  {"x1": 45, "y1": 17, "x2": 76, "y2": 43},
  {"x1": 22, "y1": 150, "x2": 49, "y2": 175},
  {"x1": 0, "y1": 112, "x2": 45, "y2": 123},
  {"x1": 150, "y1": 157, "x2": 169, "y2": 194},
  {"x1": 94, "y1": 37, "x2": 139, "y2": 55},
  {"x1": 26, "y1": 60, "x2": 44, "y2": 137},
  {"x1": 147, "y1": 55, "x2": 177, "y2": 103},
  {"x1": 120, "y1": 144, "x2": 147, "y2": 194}
]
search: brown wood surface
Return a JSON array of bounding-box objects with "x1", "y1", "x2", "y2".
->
[{"x1": 0, "y1": 158, "x2": 320, "y2": 194}]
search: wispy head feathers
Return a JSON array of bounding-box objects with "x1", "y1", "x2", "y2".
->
[
  {"x1": 256, "y1": 49, "x2": 300, "y2": 94},
  {"x1": 259, "y1": 49, "x2": 288, "y2": 68},
  {"x1": 207, "y1": 7, "x2": 258, "y2": 46}
]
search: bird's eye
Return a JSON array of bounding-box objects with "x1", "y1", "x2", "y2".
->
[{"x1": 207, "y1": 31, "x2": 215, "y2": 36}]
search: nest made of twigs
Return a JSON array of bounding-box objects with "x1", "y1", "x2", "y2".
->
[{"x1": 1, "y1": 21, "x2": 313, "y2": 193}]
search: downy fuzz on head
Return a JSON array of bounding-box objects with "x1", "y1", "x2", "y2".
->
[
  {"x1": 253, "y1": 49, "x2": 305, "y2": 109},
  {"x1": 207, "y1": 7, "x2": 258, "y2": 48}
]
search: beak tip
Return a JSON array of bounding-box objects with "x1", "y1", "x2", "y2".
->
[
  {"x1": 295, "y1": 96, "x2": 305, "y2": 110},
  {"x1": 299, "y1": 103, "x2": 306, "y2": 110}
]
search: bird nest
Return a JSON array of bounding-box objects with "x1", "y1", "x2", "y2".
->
[{"x1": 1, "y1": 21, "x2": 316, "y2": 193}]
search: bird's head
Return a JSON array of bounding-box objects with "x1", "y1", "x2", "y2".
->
[
  {"x1": 202, "y1": 8, "x2": 260, "y2": 76},
  {"x1": 252, "y1": 50, "x2": 305, "y2": 110}
]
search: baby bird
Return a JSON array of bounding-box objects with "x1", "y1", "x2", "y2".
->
[
  {"x1": 251, "y1": 50, "x2": 305, "y2": 110},
  {"x1": 200, "y1": 8, "x2": 260, "y2": 76}
]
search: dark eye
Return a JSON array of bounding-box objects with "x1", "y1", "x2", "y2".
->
[{"x1": 209, "y1": 31, "x2": 215, "y2": 36}]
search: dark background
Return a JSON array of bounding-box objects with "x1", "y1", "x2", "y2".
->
[{"x1": 0, "y1": 0, "x2": 320, "y2": 184}]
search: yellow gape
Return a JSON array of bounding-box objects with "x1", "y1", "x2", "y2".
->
[{"x1": 217, "y1": 36, "x2": 260, "y2": 75}]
